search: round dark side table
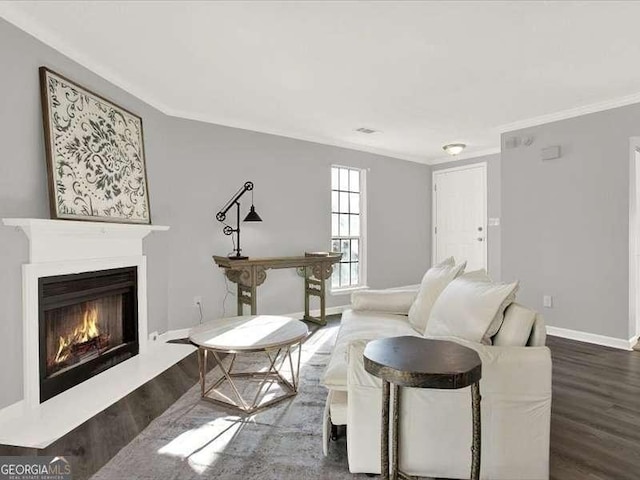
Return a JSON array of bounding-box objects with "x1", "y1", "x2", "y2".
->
[{"x1": 363, "y1": 336, "x2": 483, "y2": 480}]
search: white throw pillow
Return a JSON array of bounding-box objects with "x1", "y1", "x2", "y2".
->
[
  {"x1": 493, "y1": 303, "x2": 536, "y2": 346},
  {"x1": 351, "y1": 289, "x2": 418, "y2": 315},
  {"x1": 425, "y1": 270, "x2": 519, "y2": 345},
  {"x1": 408, "y1": 257, "x2": 466, "y2": 334},
  {"x1": 462, "y1": 270, "x2": 518, "y2": 338}
]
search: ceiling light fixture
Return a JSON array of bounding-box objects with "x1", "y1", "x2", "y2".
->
[{"x1": 442, "y1": 143, "x2": 466, "y2": 156}]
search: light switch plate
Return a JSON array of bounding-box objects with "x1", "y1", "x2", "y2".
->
[{"x1": 543, "y1": 295, "x2": 553, "y2": 308}]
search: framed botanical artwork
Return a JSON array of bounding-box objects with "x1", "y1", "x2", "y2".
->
[{"x1": 39, "y1": 67, "x2": 151, "y2": 224}]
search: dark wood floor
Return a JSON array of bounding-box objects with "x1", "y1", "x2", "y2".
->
[
  {"x1": 1, "y1": 324, "x2": 639, "y2": 480},
  {"x1": 0, "y1": 321, "x2": 326, "y2": 480},
  {"x1": 548, "y1": 335, "x2": 640, "y2": 480},
  {"x1": 0, "y1": 350, "x2": 206, "y2": 480}
]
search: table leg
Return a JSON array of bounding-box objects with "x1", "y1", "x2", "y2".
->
[
  {"x1": 236, "y1": 284, "x2": 243, "y2": 315},
  {"x1": 211, "y1": 350, "x2": 250, "y2": 411},
  {"x1": 471, "y1": 382, "x2": 482, "y2": 480},
  {"x1": 250, "y1": 266, "x2": 258, "y2": 315},
  {"x1": 381, "y1": 380, "x2": 390, "y2": 480},
  {"x1": 302, "y1": 273, "x2": 327, "y2": 325},
  {"x1": 319, "y1": 265, "x2": 326, "y2": 324},
  {"x1": 198, "y1": 348, "x2": 207, "y2": 397},
  {"x1": 391, "y1": 384, "x2": 400, "y2": 480},
  {"x1": 304, "y1": 267, "x2": 310, "y2": 320}
]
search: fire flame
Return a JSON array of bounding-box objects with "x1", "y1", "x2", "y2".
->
[{"x1": 53, "y1": 306, "x2": 101, "y2": 365}]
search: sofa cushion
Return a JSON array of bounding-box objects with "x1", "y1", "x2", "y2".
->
[
  {"x1": 322, "y1": 309, "x2": 417, "y2": 390},
  {"x1": 351, "y1": 289, "x2": 418, "y2": 315},
  {"x1": 408, "y1": 257, "x2": 466, "y2": 334},
  {"x1": 467, "y1": 270, "x2": 518, "y2": 341},
  {"x1": 493, "y1": 303, "x2": 536, "y2": 346},
  {"x1": 425, "y1": 270, "x2": 519, "y2": 345}
]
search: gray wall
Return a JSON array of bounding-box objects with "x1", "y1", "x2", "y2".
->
[
  {"x1": 163, "y1": 117, "x2": 431, "y2": 329},
  {"x1": 432, "y1": 153, "x2": 502, "y2": 280},
  {"x1": 0, "y1": 19, "x2": 431, "y2": 409},
  {"x1": 0, "y1": 18, "x2": 172, "y2": 410},
  {"x1": 501, "y1": 106, "x2": 640, "y2": 340}
]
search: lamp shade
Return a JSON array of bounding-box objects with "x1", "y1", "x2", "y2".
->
[{"x1": 243, "y1": 205, "x2": 262, "y2": 222}]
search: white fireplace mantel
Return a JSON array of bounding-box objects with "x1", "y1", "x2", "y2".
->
[
  {"x1": 0, "y1": 218, "x2": 192, "y2": 448},
  {"x1": 3, "y1": 218, "x2": 169, "y2": 263}
]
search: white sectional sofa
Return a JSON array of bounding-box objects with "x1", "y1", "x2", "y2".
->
[{"x1": 321, "y1": 263, "x2": 552, "y2": 479}]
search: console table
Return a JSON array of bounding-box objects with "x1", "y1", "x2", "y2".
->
[{"x1": 213, "y1": 253, "x2": 342, "y2": 325}]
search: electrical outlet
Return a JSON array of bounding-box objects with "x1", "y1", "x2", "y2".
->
[
  {"x1": 194, "y1": 296, "x2": 202, "y2": 308},
  {"x1": 543, "y1": 295, "x2": 553, "y2": 308},
  {"x1": 149, "y1": 331, "x2": 159, "y2": 342}
]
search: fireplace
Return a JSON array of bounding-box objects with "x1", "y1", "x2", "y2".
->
[{"x1": 39, "y1": 267, "x2": 139, "y2": 403}]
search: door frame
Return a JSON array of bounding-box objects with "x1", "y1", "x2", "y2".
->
[
  {"x1": 432, "y1": 162, "x2": 488, "y2": 268},
  {"x1": 629, "y1": 141, "x2": 640, "y2": 345}
]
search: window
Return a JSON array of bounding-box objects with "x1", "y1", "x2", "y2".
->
[{"x1": 331, "y1": 166, "x2": 365, "y2": 290}]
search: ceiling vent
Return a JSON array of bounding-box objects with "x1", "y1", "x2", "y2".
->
[{"x1": 355, "y1": 127, "x2": 378, "y2": 134}]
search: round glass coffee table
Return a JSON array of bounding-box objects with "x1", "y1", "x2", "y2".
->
[{"x1": 189, "y1": 315, "x2": 308, "y2": 414}]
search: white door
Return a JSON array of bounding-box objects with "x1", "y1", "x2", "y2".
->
[{"x1": 433, "y1": 163, "x2": 487, "y2": 271}]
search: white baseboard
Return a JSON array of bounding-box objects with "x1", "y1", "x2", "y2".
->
[
  {"x1": 546, "y1": 326, "x2": 635, "y2": 351},
  {"x1": 156, "y1": 306, "x2": 350, "y2": 343},
  {"x1": 163, "y1": 312, "x2": 635, "y2": 351},
  {"x1": 282, "y1": 304, "x2": 349, "y2": 321}
]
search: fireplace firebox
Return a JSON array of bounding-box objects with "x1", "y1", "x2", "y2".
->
[{"x1": 39, "y1": 267, "x2": 139, "y2": 403}]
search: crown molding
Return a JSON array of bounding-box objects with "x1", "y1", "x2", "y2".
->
[
  {"x1": 12, "y1": 3, "x2": 636, "y2": 166},
  {"x1": 163, "y1": 107, "x2": 431, "y2": 164},
  {"x1": 0, "y1": 4, "x2": 435, "y2": 166},
  {"x1": 429, "y1": 147, "x2": 501, "y2": 165},
  {"x1": 497, "y1": 91, "x2": 640, "y2": 133},
  {"x1": 0, "y1": 3, "x2": 176, "y2": 116}
]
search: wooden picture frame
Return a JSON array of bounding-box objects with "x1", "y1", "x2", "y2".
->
[{"x1": 39, "y1": 67, "x2": 151, "y2": 224}]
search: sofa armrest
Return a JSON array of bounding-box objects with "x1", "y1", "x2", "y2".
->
[
  {"x1": 351, "y1": 289, "x2": 417, "y2": 315},
  {"x1": 466, "y1": 340, "x2": 552, "y2": 395},
  {"x1": 347, "y1": 339, "x2": 384, "y2": 388},
  {"x1": 348, "y1": 337, "x2": 552, "y2": 395}
]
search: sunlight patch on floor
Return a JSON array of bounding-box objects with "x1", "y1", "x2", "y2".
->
[
  {"x1": 157, "y1": 415, "x2": 247, "y2": 473},
  {"x1": 300, "y1": 325, "x2": 338, "y2": 363},
  {"x1": 155, "y1": 323, "x2": 339, "y2": 474}
]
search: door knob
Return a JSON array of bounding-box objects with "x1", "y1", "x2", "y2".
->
[
  {"x1": 478, "y1": 226, "x2": 483, "y2": 232},
  {"x1": 477, "y1": 237, "x2": 484, "y2": 242}
]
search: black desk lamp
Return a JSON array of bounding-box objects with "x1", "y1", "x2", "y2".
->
[{"x1": 216, "y1": 181, "x2": 262, "y2": 260}]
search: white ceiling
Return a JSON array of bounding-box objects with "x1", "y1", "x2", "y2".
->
[{"x1": 3, "y1": 1, "x2": 640, "y2": 164}]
